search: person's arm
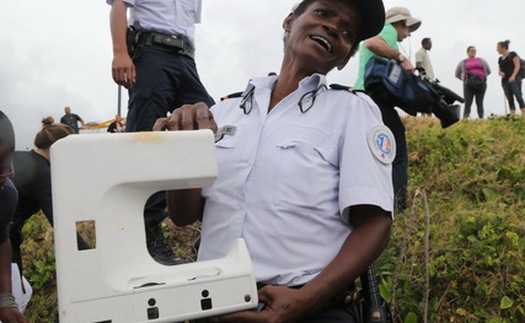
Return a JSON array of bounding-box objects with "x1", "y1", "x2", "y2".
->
[
  {"x1": 0, "y1": 239, "x2": 28, "y2": 323},
  {"x1": 509, "y1": 55, "x2": 520, "y2": 83},
  {"x1": 287, "y1": 206, "x2": 391, "y2": 317},
  {"x1": 499, "y1": 62, "x2": 505, "y2": 79},
  {"x1": 366, "y1": 36, "x2": 415, "y2": 72},
  {"x1": 166, "y1": 189, "x2": 204, "y2": 226},
  {"x1": 454, "y1": 61, "x2": 464, "y2": 80},
  {"x1": 78, "y1": 115, "x2": 86, "y2": 129},
  {"x1": 215, "y1": 206, "x2": 392, "y2": 322},
  {"x1": 109, "y1": 0, "x2": 136, "y2": 88},
  {"x1": 153, "y1": 102, "x2": 217, "y2": 226},
  {"x1": 481, "y1": 58, "x2": 491, "y2": 76}
]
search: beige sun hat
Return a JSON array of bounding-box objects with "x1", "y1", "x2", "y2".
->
[{"x1": 385, "y1": 7, "x2": 421, "y2": 32}]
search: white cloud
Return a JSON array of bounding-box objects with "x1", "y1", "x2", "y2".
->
[{"x1": 1, "y1": 0, "x2": 524, "y2": 149}]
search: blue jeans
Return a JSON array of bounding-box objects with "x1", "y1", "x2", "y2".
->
[{"x1": 501, "y1": 77, "x2": 525, "y2": 111}]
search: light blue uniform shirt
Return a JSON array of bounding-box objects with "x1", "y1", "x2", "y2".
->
[
  {"x1": 106, "y1": 0, "x2": 202, "y2": 49},
  {"x1": 199, "y1": 75, "x2": 394, "y2": 286}
]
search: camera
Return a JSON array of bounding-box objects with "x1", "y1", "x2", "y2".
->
[
  {"x1": 364, "y1": 58, "x2": 464, "y2": 129},
  {"x1": 423, "y1": 78, "x2": 464, "y2": 128}
]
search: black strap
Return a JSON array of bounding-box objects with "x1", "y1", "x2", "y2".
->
[{"x1": 143, "y1": 32, "x2": 195, "y2": 59}]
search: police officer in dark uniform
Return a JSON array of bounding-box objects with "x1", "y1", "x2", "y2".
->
[{"x1": 107, "y1": 0, "x2": 214, "y2": 264}]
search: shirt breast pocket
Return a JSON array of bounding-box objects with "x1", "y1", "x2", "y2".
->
[
  {"x1": 275, "y1": 128, "x2": 339, "y2": 209},
  {"x1": 215, "y1": 134, "x2": 236, "y2": 149},
  {"x1": 174, "y1": 0, "x2": 197, "y2": 20}
]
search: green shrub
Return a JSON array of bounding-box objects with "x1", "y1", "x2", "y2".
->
[{"x1": 376, "y1": 116, "x2": 525, "y2": 322}]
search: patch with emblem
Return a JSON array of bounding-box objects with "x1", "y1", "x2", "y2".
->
[
  {"x1": 367, "y1": 125, "x2": 396, "y2": 164},
  {"x1": 214, "y1": 125, "x2": 237, "y2": 142}
]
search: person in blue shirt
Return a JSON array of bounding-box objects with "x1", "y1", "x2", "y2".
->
[{"x1": 107, "y1": 0, "x2": 215, "y2": 265}]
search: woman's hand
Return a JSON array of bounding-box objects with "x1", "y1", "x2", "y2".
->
[
  {"x1": 211, "y1": 285, "x2": 315, "y2": 323},
  {"x1": 0, "y1": 307, "x2": 28, "y2": 323},
  {"x1": 153, "y1": 102, "x2": 217, "y2": 133}
]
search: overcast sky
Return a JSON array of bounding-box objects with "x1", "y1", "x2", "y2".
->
[{"x1": 1, "y1": 0, "x2": 523, "y2": 149}]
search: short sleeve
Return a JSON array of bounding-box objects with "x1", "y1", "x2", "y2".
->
[
  {"x1": 378, "y1": 24, "x2": 399, "y2": 51},
  {"x1": 195, "y1": 0, "x2": 202, "y2": 23},
  {"x1": 106, "y1": 0, "x2": 134, "y2": 6},
  {"x1": 339, "y1": 95, "x2": 394, "y2": 223}
]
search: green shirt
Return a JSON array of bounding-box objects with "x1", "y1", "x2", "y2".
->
[{"x1": 354, "y1": 23, "x2": 399, "y2": 90}]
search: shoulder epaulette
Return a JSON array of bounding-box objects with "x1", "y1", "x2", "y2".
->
[
  {"x1": 220, "y1": 91, "x2": 243, "y2": 101},
  {"x1": 329, "y1": 84, "x2": 369, "y2": 95}
]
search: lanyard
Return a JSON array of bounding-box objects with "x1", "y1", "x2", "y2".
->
[{"x1": 239, "y1": 84, "x2": 327, "y2": 115}]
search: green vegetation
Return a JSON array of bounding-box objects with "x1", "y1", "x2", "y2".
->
[
  {"x1": 20, "y1": 115, "x2": 524, "y2": 322},
  {"x1": 377, "y1": 115, "x2": 524, "y2": 322}
]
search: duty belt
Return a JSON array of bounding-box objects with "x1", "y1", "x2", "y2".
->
[{"x1": 143, "y1": 32, "x2": 194, "y2": 59}]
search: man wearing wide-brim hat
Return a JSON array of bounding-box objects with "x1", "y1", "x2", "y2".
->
[
  {"x1": 354, "y1": 6, "x2": 422, "y2": 213},
  {"x1": 355, "y1": 6, "x2": 421, "y2": 89}
]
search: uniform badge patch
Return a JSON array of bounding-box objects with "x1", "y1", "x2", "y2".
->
[
  {"x1": 214, "y1": 125, "x2": 237, "y2": 142},
  {"x1": 367, "y1": 125, "x2": 396, "y2": 164}
]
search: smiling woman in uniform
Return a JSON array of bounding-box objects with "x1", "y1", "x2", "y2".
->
[{"x1": 155, "y1": 0, "x2": 394, "y2": 322}]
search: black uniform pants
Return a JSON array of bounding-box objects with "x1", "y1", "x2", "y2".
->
[{"x1": 126, "y1": 46, "x2": 215, "y2": 226}]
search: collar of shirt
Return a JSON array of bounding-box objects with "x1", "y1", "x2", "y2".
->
[
  {"x1": 245, "y1": 73, "x2": 327, "y2": 94},
  {"x1": 245, "y1": 73, "x2": 328, "y2": 112}
]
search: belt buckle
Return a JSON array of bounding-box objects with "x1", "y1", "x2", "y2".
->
[{"x1": 163, "y1": 36, "x2": 177, "y2": 46}]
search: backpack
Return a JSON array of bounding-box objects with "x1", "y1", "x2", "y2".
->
[
  {"x1": 364, "y1": 56, "x2": 439, "y2": 116},
  {"x1": 519, "y1": 58, "x2": 525, "y2": 78}
]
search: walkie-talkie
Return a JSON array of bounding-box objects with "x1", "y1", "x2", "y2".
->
[{"x1": 360, "y1": 265, "x2": 393, "y2": 323}]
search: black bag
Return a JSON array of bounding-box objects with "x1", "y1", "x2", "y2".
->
[
  {"x1": 364, "y1": 57, "x2": 439, "y2": 116},
  {"x1": 465, "y1": 72, "x2": 486, "y2": 90},
  {"x1": 364, "y1": 56, "x2": 462, "y2": 128},
  {"x1": 519, "y1": 58, "x2": 525, "y2": 78}
]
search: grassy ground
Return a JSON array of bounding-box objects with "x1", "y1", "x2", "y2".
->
[{"x1": 20, "y1": 115, "x2": 525, "y2": 322}]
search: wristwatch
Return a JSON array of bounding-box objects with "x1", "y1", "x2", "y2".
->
[{"x1": 397, "y1": 53, "x2": 407, "y2": 63}]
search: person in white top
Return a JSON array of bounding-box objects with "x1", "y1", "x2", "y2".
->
[
  {"x1": 415, "y1": 38, "x2": 434, "y2": 117},
  {"x1": 106, "y1": 0, "x2": 214, "y2": 265},
  {"x1": 415, "y1": 37, "x2": 435, "y2": 81},
  {"x1": 155, "y1": 0, "x2": 394, "y2": 321}
]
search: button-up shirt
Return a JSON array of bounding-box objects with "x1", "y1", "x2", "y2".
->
[
  {"x1": 107, "y1": 0, "x2": 202, "y2": 49},
  {"x1": 199, "y1": 74, "x2": 394, "y2": 286}
]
